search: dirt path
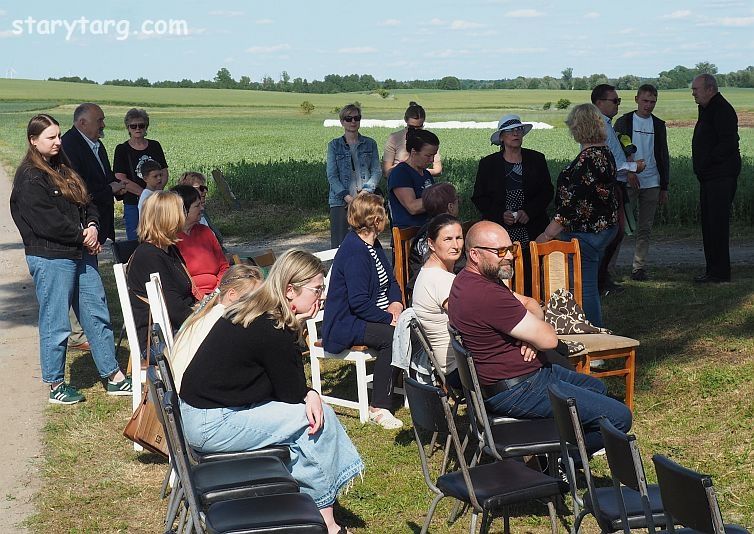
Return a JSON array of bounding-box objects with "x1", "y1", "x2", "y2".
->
[{"x1": 0, "y1": 166, "x2": 44, "y2": 532}]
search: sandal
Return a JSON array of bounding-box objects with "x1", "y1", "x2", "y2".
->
[{"x1": 368, "y1": 408, "x2": 403, "y2": 429}]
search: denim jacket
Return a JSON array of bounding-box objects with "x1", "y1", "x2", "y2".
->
[{"x1": 326, "y1": 134, "x2": 381, "y2": 207}]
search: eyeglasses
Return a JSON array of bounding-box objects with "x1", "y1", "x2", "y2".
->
[
  {"x1": 128, "y1": 123, "x2": 147, "y2": 130},
  {"x1": 599, "y1": 98, "x2": 621, "y2": 105},
  {"x1": 196, "y1": 185, "x2": 208, "y2": 193},
  {"x1": 342, "y1": 116, "x2": 362, "y2": 123},
  {"x1": 502, "y1": 126, "x2": 525, "y2": 135},
  {"x1": 302, "y1": 284, "x2": 326, "y2": 297},
  {"x1": 473, "y1": 245, "x2": 517, "y2": 257}
]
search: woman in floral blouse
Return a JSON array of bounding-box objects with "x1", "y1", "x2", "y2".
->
[{"x1": 536, "y1": 103, "x2": 618, "y2": 327}]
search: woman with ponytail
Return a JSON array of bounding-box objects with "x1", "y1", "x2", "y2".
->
[{"x1": 10, "y1": 114, "x2": 131, "y2": 405}]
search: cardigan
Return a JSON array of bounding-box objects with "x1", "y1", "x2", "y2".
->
[
  {"x1": 322, "y1": 231, "x2": 402, "y2": 353},
  {"x1": 471, "y1": 148, "x2": 554, "y2": 238}
]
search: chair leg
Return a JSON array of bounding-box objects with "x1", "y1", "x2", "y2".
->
[
  {"x1": 165, "y1": 484, "x2": 184, "y2": 531},
  {"x1": 547, "y1": 499, "x2": 559, "y2": 534},
  {"x1": 115, "y1": 324, "x2": 126, "y2": 354},
  {"x1": 625, "y1": 349, "x2": 636, "y2": 411},
  {"x1": 469, "y1": 511, "x2": 479, "y2": 534},
  {"x1": 502, "y1": 510, "x2": 510, "y2": 534},
  {"x1": 160, "y1": 462, "x2": 172, "y2": 499},
  {"x1": 440, "y1": 434, "x2": 453, "y2": 475},
  {"x1": 420, "y1": 494, "x2": 444, "y2": 534},
  {"x1": 573, "y1": 508, "x2": 589, "y2": 534},
  {"x1": 482, "y1": 510, "x2": 493, "y2": 534},
  {"x1": 355, "y1": 354, "x2": 370, "y2": 423}
]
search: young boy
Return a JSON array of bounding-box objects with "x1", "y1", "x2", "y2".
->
[{"x1": 137, "y1": 160, "x2": 166, "y2": 214}]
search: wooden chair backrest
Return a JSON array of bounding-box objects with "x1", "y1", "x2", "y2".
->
[
  {"x1": 392, "y1": 225, "x2": 420, "y2": 307},
  {"x1": 501, "y1": 241, "x2": 526, "y2": 296},
  {"x1": 210, "y1": 169, "x2": 241, "y2": 209},
  {"x1": 529, "y1": 239, "x2": 582, "y2": 307}
]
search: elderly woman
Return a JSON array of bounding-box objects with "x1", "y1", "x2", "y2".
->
[
  {"x1": 113, "y1": 108, "x2": 169, "y2": 240},
  {"x1": 472, "y1": 114, "x2": 553, "y2": 295},
  {"x1": 323, "y1": 193, "x2": 404, "y2": 429},
  {"x1": 326, "y1": 103, "x2": 381, "y2": 248},
  {"x1": 127, "y1": 191, "x2": 198, "y2": 358},
  {"x1": 387, "y1": 128, "x2": 440, "y2": 229},
  {"x1": 179, "y1": 250, "x2": 363, "y2": 534},
  {"x1": 536, "y1": 104, "x2": 619, "y2": 327},
  {"x1": 383, "y1": 101, "x2": 442, "y2": 178},
  {"x1": 171, "y1": 185, "x2": 229, "y2": 297},
  {"x1": 11, "y1": 114, "x2": 131, "y2": 404}
]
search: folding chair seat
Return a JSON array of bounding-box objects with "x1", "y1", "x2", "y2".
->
[
  {"x1": 530, "y1": 239, "x2": 639, "y2": 410},
  {"x1": 161, "y1": 391, "x2": 327, "y2": 534},
  {"x1": 404, "y1": 376, "x2": 563, "y2": 534},
  {"x1": 652, "y1": 454, "x2": 750, "y2": 534},
  {"x1": 392, "y1": 225, "x2": 420, "y2": 306},
  {"x1": 548, "y1": 383, "x2": 664, "y2": 534}
]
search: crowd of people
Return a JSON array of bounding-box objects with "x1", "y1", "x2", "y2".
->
[{"x1": 9, "y1": 74, "x2": 741, "y2": 531}]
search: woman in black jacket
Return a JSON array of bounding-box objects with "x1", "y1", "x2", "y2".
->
[
  {"x1": 472, "y1": 114, "x2": 553, "y2": 294},
  {"x1": 10, "y1": 114, "x2": 131, "y2": 405}
]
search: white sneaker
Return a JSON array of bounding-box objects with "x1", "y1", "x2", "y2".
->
[{"x1": 368, "y1": 408, "x2": 403, "y2": 429}]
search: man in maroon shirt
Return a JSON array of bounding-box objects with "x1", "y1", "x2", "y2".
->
[{"x1": 447, "y1": 221, "x2": 631, "y2": 453}]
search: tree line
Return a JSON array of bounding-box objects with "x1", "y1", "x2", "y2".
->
[{"x1": 48, "y1": 63, "x2": 754, "y2": 93}]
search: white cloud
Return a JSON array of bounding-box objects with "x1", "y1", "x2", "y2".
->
[
  {"x1": 617, "y1": 28, "x2": 635, "y2": 34},
  {"x1": 449, "y1": 20, "x2": 484, "y2": 30},
  {"x1": 428, "y1": 18, "x2": 446, "y2": 26},
  {"x1": 622, "y1": 51, "x2": 641, "y2": 58},
  {"x1": 492, "y1": 47, "x2": 547, "y2": 54},
  {"x1": 703, "y1": 16, "x2": 754, "y2": 26},
  {"x1": 338, "y1": 47, "x2": 378, "y2": 54},
  {"x1": 585, "y1": 12, "x2": 600, "y2": 19},
  {"x1": 663, "y1": 10, "x2": 692, "y2": 19},
  {"x1": 0, "y1": 9, "x2": 6, "y2": 16},
  {"x1": 255, "y1": 19, "x2": 273, "y2": 25},
  {"x1": 208, "y1": 10, "x2": 245, "y2": 17},
  {"x1": 505, "y1": 9, "x2": 545, "y2": 18},
  {"x1": 245, "y1": 44, "x2": 291, "y2": 54},
  {"x1": 425, "y1": 49, "x2": 472, "y2": 58},
  {"x1": 378, "y1": 19, "x2": 401, "y2": 27}
]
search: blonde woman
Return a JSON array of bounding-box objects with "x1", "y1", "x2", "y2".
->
[
  {"x1": 170, "y1": 264, "x2": 263, "y2": 392},
  {"x1": 179, "y1": 250, "x2": 363, "y2": 534},
  {"x1": 127, "y1": 191, "x2": 198, "y2": 358}
]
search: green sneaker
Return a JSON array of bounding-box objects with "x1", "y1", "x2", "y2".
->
[
  {"x1": 49, "y1": 383, "x2": 85, "y2": 405},
  {"x1": 107, "y1": 377, "x2": 133, "y2": 396}
]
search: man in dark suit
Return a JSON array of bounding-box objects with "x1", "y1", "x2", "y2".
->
[
  {"x1": 61, "y1": 103, "x2": 126, "y2": 245},
  {"x1": 691, "y1": 74, "x2": 741, "y2": 283}
]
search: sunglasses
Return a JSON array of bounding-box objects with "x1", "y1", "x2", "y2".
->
[
  {"x1": 599, "y1": 98, "x2": 621, "y2": 105},
  {"x1": 502, "y1": 126, "x2": 525, "y2": 135},
  {"x1": 342, "y1": 116, "x2": 362, "y2": 123},
  {"x1": 474, "y1": 245, "x2": 517, "y2": 257},
  {"x1": 128, "y1": 123, "x2": 147, "y2": 130}
]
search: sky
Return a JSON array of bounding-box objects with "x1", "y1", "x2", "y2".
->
[{"x1": 1, "y1": 0, "x2": 753, "y2": 83}]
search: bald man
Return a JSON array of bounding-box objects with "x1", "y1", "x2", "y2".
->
[{"x1": 447, "y1": 221, "x2": 631, "y2": 453}]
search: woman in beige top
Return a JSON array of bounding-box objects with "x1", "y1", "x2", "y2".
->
[{"x1": 383, "y1": 101, "x2": 442, "y2": 178}]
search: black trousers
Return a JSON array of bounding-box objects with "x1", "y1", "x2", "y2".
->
[
  {"x1": 329, "y1": 206, "x2": 349, "y2": 249},
  {"x1": 362, "y1": 321, "x2": 400, "y2": 410},
  {"x1": 699, "y1": 176, "x2": 738, "y2": 280},
  {"x1": 599, "y1": 183, "x2": 626, "y2": 289}
]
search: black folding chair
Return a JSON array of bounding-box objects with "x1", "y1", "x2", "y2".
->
[
  {"x1": 404, "y1": 376, "x2": 564, "y2": 534},
  {"x1": 159, "y1": 387, "x2": 326, "y2": 533},
  {"x1": 548, "y1": 383, "x2": 664, "y2": 534},
  {"x1": 652, "y1": 454, "x2": 750, "y2": 534},
  {"x1": 599, "y1": 418, "x2": 665, "y2": 534}
]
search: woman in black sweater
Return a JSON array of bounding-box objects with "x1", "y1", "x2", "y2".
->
[
  {"x1": 127, "y1": 191, "x2": 198, "y2": 357},
  {"x1": 179, "y1": 250, "x2": 363, "y2": 534}
]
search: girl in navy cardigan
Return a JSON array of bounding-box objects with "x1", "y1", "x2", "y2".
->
[{"x1": 323, "y1": 193, "x2": 404, "y2": 429}]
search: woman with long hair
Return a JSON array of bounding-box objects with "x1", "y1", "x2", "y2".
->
[
  {"x1": 10, "y1": 114, "x2": 131, "y2": 404},
  {"x1": 383, "y1": 101, "x2": 442, "y2": 178},
  {"x1": 179, "y1": 250, "x2": 363, "y2": 534},
  {"x1": 323, "y1": 193, "x2": 404, "y2": 429}
]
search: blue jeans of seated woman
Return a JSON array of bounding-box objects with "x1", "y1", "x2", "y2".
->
[
  {"x1": 485, "y1": 364, "x2": 632, "y2": 454},
  {"x1": 26, "y1": 253, "x2": 119, "y2": 384},
  {"x1": 180, "y1": 399, "x2": 364, "y2": 508},
  {"x1": 560, "y1": 226, "x2": 617, "y2": 328}
]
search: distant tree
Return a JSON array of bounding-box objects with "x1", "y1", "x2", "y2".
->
[
  {"x1": 383, "y1": 78, "x2": 398, "y2": 90},
  {"x1": 281, "y1": 71, "x2": 291, "y2": 84},
  {"x1": 214, "y1": 68, "x2": 235, "y2": 88},
  {"x1": 48, "y1": 76, "x2": 97, "y2": 84},
  {"x1": 527, "y1": 78, "x2": 540, "y2": 89},
  {"x1": 376, "y1": 88, "x2": 390, "y2": 98},
  {"x1": 556, "y1": 98, "x2": 571, "y2": 110},
  {"x1": 658, "y1": 65, "x2": 695, "y2": 89},
  {"x1": 300, "y1": 100, "x2": 315, "y2": 114},
  {"x1": 561, "y1": 67, "x2": 573, "y2": 89},
  {"x1": 438, "y1": 76, "x2": 461, "y2": 90},
  {"x1": 541, "y1": 76, "x2": 560, "y2": 90},
  {"x1": 238, "y1": 75, "x2": 251, "y2": 88},
  {"x1": 572, "y1": 77, "x2": 588, "y2": 90},
  {"x1": 616, "y1": 75, "x2": 640, "y2": 90},
  {"x1": 695, "y1": 61, "x2": 718, "y2": 75},
  {"x1": 543, "y1": 101, "x2": 552, "y2": 110},
  {"x1": 587, "y1": 73, "x2": 609, "y2": 88},
  {"x1": 262, "y1": 76, "x2": 275, "y2": 90},
  {"x1": 134, "y1": 77, "x2": 151, "y2": 87}
]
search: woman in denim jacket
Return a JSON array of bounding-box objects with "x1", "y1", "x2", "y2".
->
[{"x1": 326, "y1": 103, "x2": 381, "y2": 248}]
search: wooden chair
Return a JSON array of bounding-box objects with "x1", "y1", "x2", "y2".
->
[
  {"x1": 391, "y1": 225, "x2": 419, "y2": 307},
  {"x1": 530, "y1": 239, "x2": 638, "y2": 410},
  {"x1": 505, "y1": 242, "x2": 526, "y2": 295},
  {"x1": 227, "y1": 249, "x2": 276, "y2": 275}
]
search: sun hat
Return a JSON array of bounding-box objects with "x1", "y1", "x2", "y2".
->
[{"x1": 490, "y1": 114, "x2": 533, "y2": 145}]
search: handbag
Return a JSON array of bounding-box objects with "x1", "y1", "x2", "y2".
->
[{"x1": 123, "y1": 387, "x2": 169, "y2": 457}]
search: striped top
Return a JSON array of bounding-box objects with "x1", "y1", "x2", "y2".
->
[{"x1": 367, "y1": 243, "x2": 390, "y2": 310}]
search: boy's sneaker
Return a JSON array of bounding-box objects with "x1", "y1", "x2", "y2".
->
[
  {"x1": 49, "y1": 383, "x2": 85, "y2": 405},
  {"x1": 107, "y1": 377, "x2": 133, "y2": 396}
]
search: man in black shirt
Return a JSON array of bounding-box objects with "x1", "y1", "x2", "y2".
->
[{"x1": 691, "y1": 74, "x2": 741, "y2": 283}]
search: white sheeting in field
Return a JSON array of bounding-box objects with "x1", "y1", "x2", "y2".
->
[{"x1": 323, "y1": 119, "x2": 554, "y2": 130}]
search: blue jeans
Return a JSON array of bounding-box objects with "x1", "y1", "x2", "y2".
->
[
  {"x1": 123, "y1": 203, "x2": 139, "y2": 241},
  {"x1": 180, "y1": 399, "x2": 364, "y2": 508},
  {"x1": 485, "y1": 364, "x2": 632, "y2": 453},
  {"x1": 26, "y1": 253, "x2": 119, "y2": 384},
  {"x1": 560, "y1": 226, "x2": 617, "y2": 327}
]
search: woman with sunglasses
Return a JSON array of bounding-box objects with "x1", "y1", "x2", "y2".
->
[
  {"x1": 113, "y1": 108, "x2": 169, "y2": 240},
  {"x1": 326, "y1": 103, "x2": 381, "y2": 248},
  {"x1": 472, "y1": 114, "x2": 553, "y2": 295}
]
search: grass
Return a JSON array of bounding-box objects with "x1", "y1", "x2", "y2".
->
[{"x1": 23, "y1": 261, "x2": 754, "y2": 533}]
